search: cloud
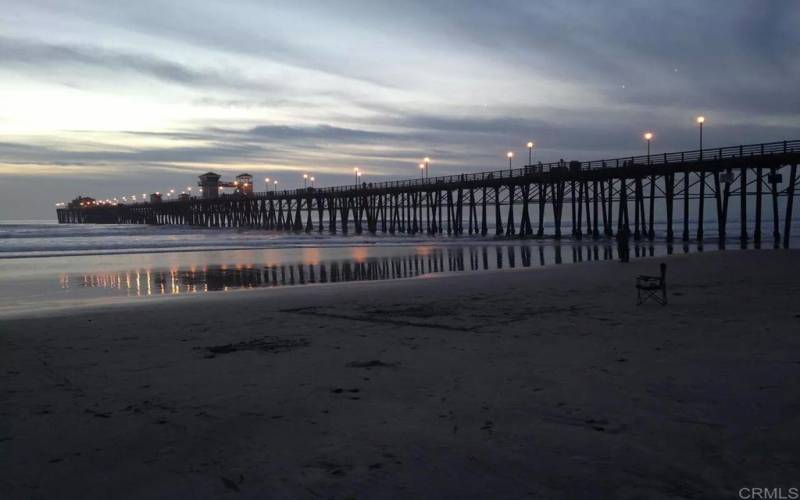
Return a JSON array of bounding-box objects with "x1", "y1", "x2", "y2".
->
[
  {"x1": 0, "y1": 123, "x2": 411, "y2": 173},
  {"x1": 15, "y1": 1, "x2": 401, "y2": 90},
  {"x1": 232, "y1": 124, "x2": 398, "y2": 143},
  {"x1": 0, "y1": 35, "x2": 281, "y2": 92},
  {"x1": 2, "y1": 0, "x2": 800, "y2": 219}
]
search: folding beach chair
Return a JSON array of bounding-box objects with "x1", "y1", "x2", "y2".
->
[{"x1": 636, "y1": 263, "x2": 667, "y2": 305}]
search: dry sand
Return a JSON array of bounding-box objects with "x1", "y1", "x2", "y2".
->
[{"x1": 2, "y1": 249, "x2": 800, "y2": 499}]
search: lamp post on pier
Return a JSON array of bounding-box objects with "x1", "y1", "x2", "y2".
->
[
  {"x1": 507, "y1": 151, "x2": 514, "y2": 173},
  {"x1": 644, "y1": 132, "x2": 653, "y2": 163},
  {"x1": 310, "y1": 176, "x2": 315, "y2": 188},
  {"x1": 265, "y1": 177, "x2": 270, "y2": 192},
  {"x1": 419, "y1": 163, "x2": 425, "y2": 180},
  {"x1": 303, "y1": 173, "x2": 308, "y2": 188},
  {"x1": 353, "y1": 167, "x2": 360, "y2": 187},
  {"x1": 527, "y1": 141, "x2": 534, "y2": 165},
  {"x1": 696, "y1": 116, "x2": 705, "y2": 158},
  {"x1": 423, "y1": 157, "x2": 430, "y2": 179}
]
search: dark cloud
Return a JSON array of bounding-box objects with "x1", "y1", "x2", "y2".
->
[
  {"x1": 240, "y1": 124, "x2": 397, "y2": 143},
  {"x1": 414, "y1": 1, "x2": 800, "y2": 114}
]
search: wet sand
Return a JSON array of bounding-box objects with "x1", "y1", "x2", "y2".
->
[
  {"x1": 2, "y1": 249, "x2": 799, "y2": 499},
  {"x1": 0, "y1": 240, "x2": 709, "y2": 318}
]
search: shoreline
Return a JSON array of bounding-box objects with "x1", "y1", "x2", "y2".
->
[
  {"x1": 2, "y1": 249, "x2": 799, "y2": 498},
  {"x1": 0, "y1": 247, "x2": 612, "y2": 319},
  {"x1": 0, "y1": 245, "x2": 737, "y2": 320},
  {"x1": 1, "y1": 232, "x2": 775, "y2": 260}
]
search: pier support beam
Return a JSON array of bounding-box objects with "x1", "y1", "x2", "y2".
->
[
  {"x1": 494, "y1": 186, "x2": 503, "y2": 236},
  {"x1": 481, "y1": 187, "x2": 488, "y2": 236},
  {"x1": 537, "y1": 183, "x2": 546, "y2": 237},
  {"x1": 754, "y1": 167, "x2": 763, "y2": 245},
  {"x1": 770, "y1": 167, "x2": 780, "y2": 244},
  {"x1": 740, "y1": 166, "x2": 748, "y2": 244},
  {"x1": 683, "y1": 171, "x2": 690, "y2": 241},
  {"x1": 505, "y1": 184, "x2": 516, "y2": 237},
  {"x1": 665, "y1": 174, "x2": 675, "y2": 242},
  {"x1": 697, "y1": 168, "x2": 706, "y2": 242},
  {"x1": 784, "y1": 164, "x2": 797, "y2": 248}
]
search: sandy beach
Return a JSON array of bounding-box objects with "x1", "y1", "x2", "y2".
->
[{"x1": 2, "y1": 249, "x2": 799, "y2": 499}]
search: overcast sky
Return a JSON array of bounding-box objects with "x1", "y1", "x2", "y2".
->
[{"x1": 1, "y1": 0, "x2": 798, "y2": 218}]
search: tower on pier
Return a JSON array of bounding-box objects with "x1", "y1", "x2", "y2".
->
[
  {"x1": 235, "y1": 173, "x2": 254, "y2": 196},
  {"x1": 198, "y1": 172, "x2": 221, "y2": 199}
]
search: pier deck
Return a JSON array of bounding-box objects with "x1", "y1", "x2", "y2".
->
[{"x1": 57, "y1": 140, "x2": 800, "y2": 247}]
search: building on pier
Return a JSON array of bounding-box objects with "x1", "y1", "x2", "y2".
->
[
  {"x1": 199, "y1": 172, "x2": 222, "y2": 200},
  {"x1": 198, "y1": 172, "x2": 254, "y2": 199},
  {"x1": 69, "y1": 196, "x2": 96, "y2": 208},
  {"x1": 234, "y1": 173, "x2": 253, "y2": 196}
]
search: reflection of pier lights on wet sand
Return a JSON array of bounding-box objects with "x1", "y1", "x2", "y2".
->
[{"x1": 64, "y1": 242, "x2": 720, "y2": 298}]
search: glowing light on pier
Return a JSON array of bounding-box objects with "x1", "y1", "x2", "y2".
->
[{"x1": 696, "y1": 116, "x2": 706, "y2": 150}]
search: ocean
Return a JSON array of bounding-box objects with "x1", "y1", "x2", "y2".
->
[{"x1": 1, "y1": 219, "x2": 797, "y2": 317}]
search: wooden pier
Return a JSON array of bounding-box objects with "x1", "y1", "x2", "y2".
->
[{"x1": 57, "y1": 140, "x2": 800, "y2": 247}]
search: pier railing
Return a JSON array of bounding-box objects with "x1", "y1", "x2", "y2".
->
[
  {"x1": 247, "y1": 139, "x2": 800, "y2": 198},
  {"x1": 106, "y1": 139, "x2": 800, "y2": 204}
]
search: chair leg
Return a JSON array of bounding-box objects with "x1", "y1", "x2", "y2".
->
[{"x1": 638, "y1": 285, "x2": 669, "y2": 306}]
